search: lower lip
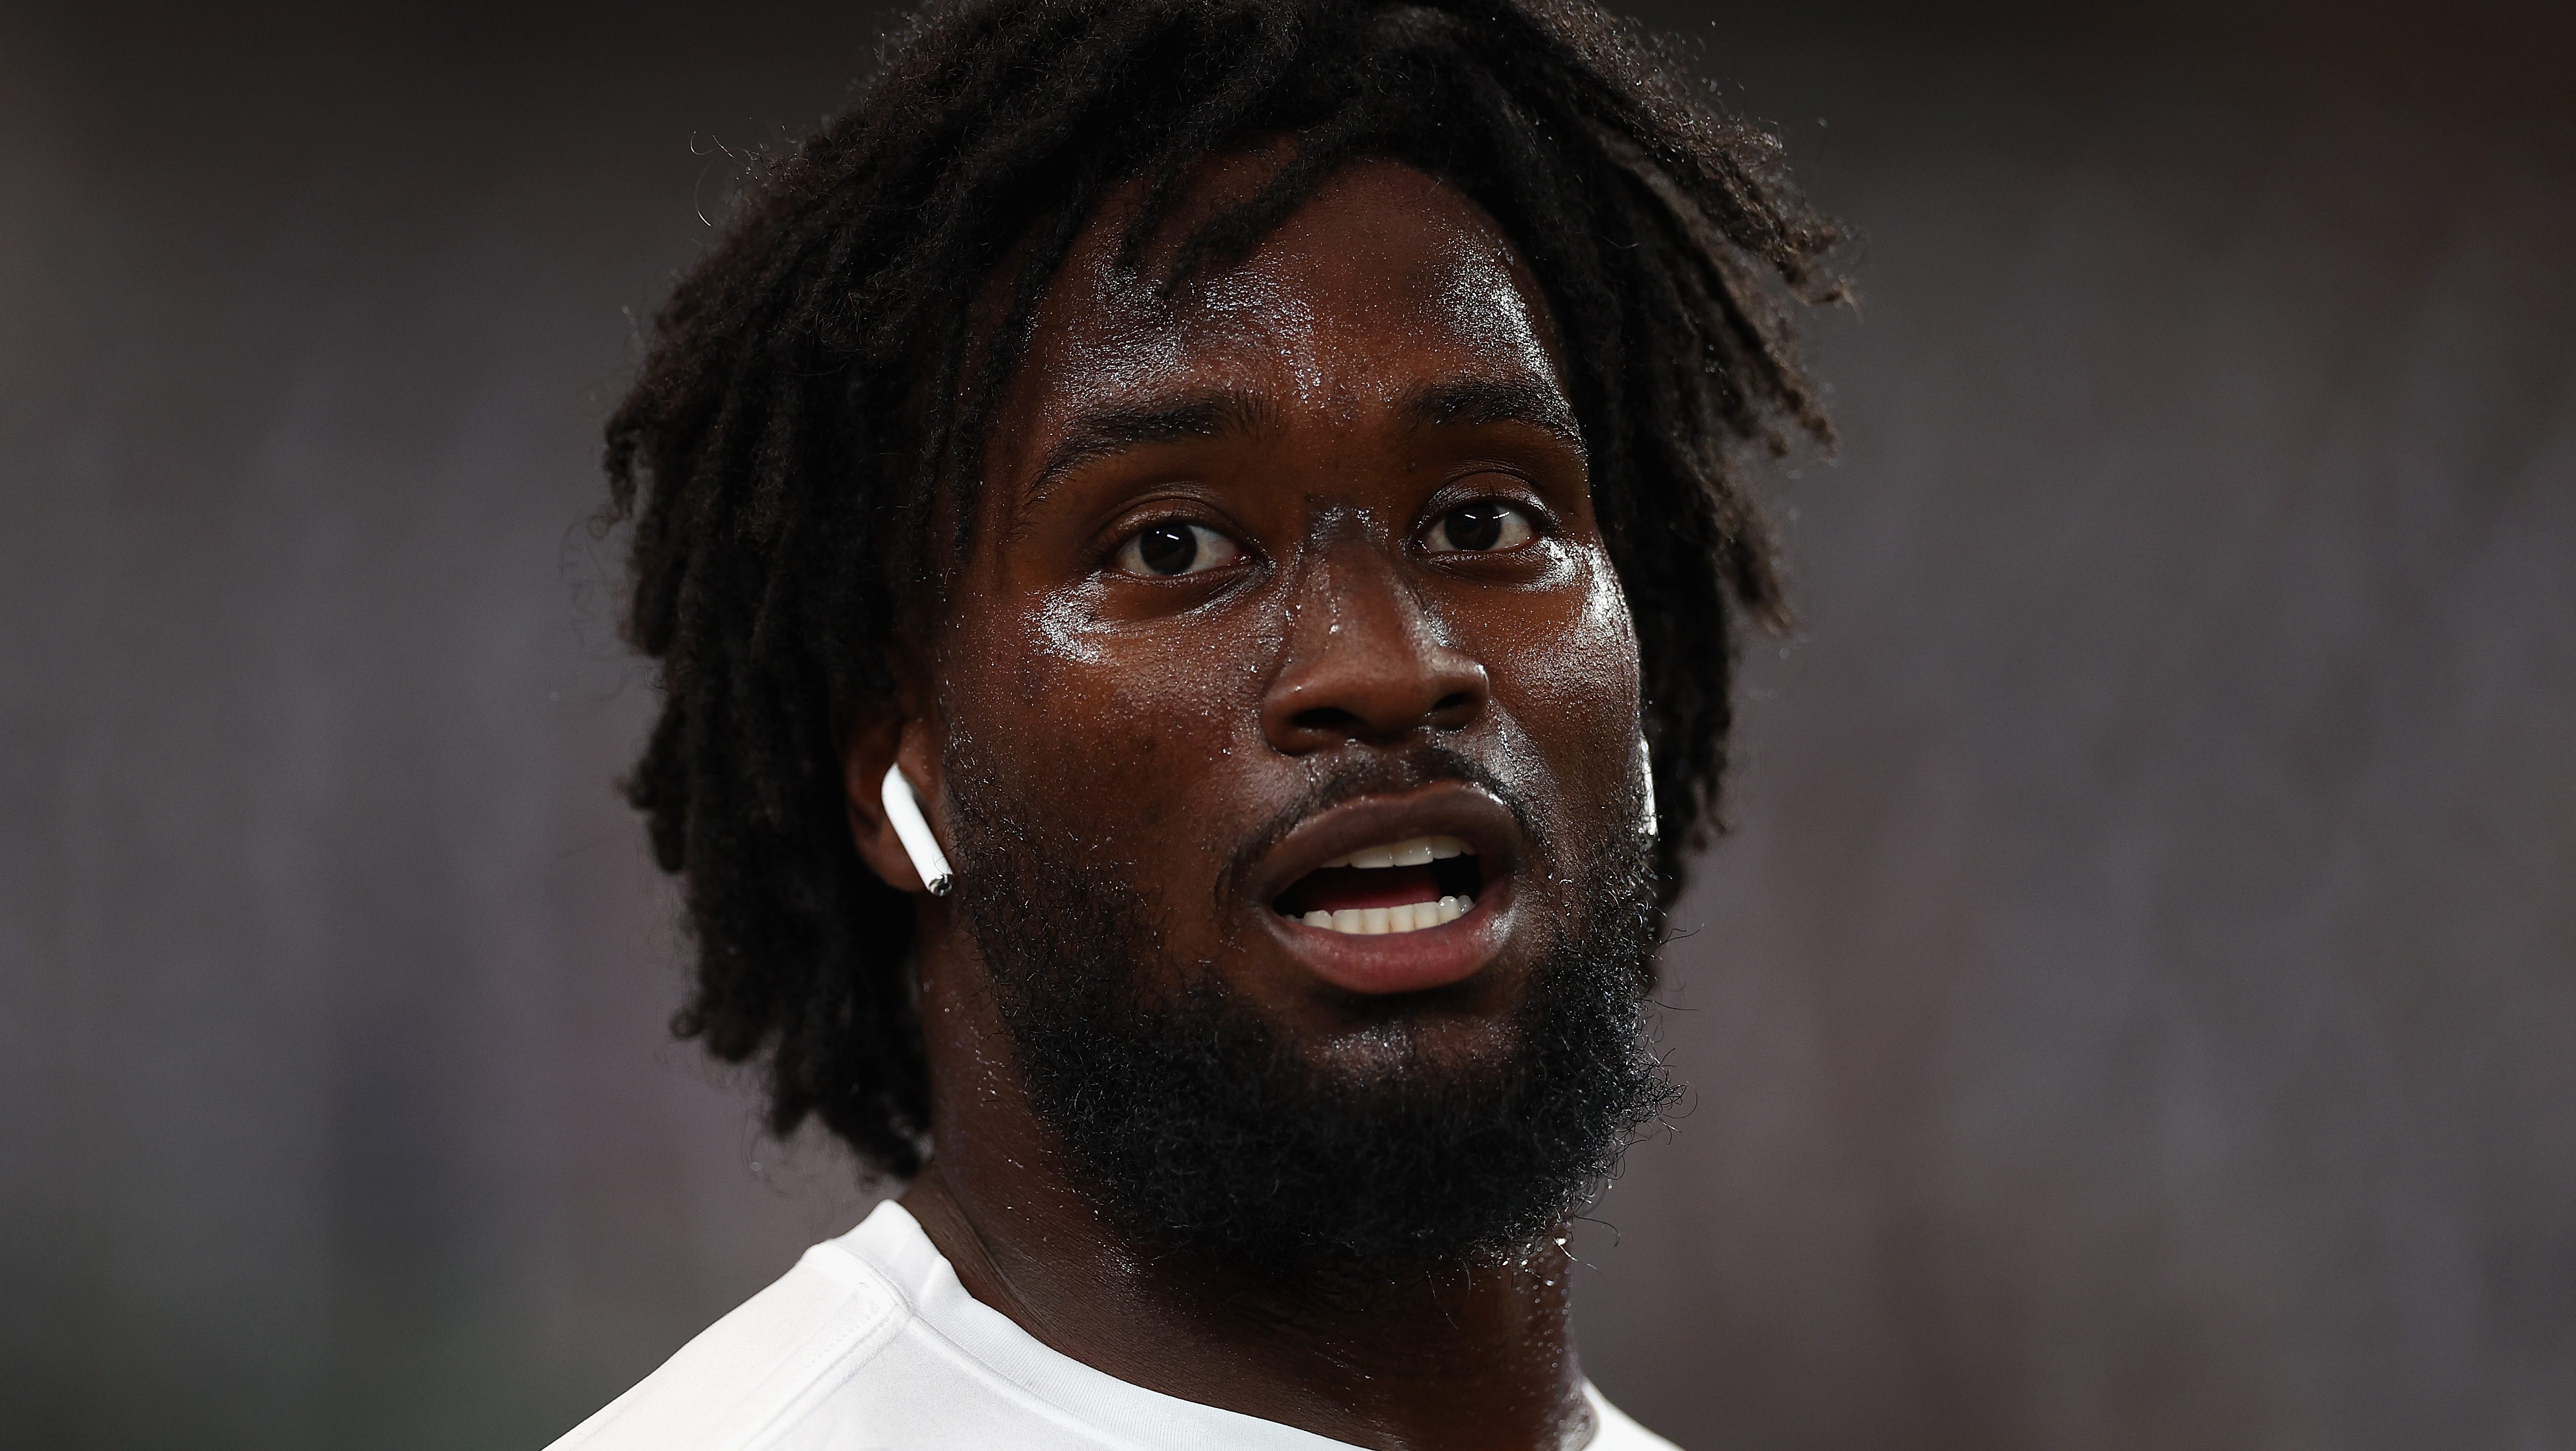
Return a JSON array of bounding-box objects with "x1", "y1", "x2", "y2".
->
[{"x1": 1265, "y1": 877, "x2": 1514, "y2": 995}]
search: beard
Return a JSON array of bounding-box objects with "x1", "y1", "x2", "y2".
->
[{"x1": 941, "y1": 743, "x2": 1676, "y2": 1277}]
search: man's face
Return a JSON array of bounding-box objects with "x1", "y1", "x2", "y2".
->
[{"x1": 917, "y1": 158, "x2": 1662, "y2": 1262}]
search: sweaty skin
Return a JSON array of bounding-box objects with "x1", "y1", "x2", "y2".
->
[{"x1": 841, "y1": 158, "x2": 1645, "y2": 1451}]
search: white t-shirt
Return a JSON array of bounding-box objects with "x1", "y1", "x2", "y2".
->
[{"x1": 550, "y1": 1199, "x2": 1680, "y2": 1451}]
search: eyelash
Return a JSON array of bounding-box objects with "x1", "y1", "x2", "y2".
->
[
  {"x1": 1423, "y1": 498, "x2": 1542, "y2": 554},
  {"x1": 1105, "y1": 489, "x2": 1553, "y2": 579},
  {"x1": 1112, "y1": 519, "x2": 1243, "y2": 578}
]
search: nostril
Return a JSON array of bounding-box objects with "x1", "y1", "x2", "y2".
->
[
  {"x1": 1430, "y1": 691, "x2": 1477, "y2": 721},
  {"x1": 1291, "y1": 705, "x2": 1367, "y2": 736}
]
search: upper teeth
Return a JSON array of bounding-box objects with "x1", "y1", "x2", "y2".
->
[{"x1": 1321, "y1": 835, "x2": 1471, "y2": 870}]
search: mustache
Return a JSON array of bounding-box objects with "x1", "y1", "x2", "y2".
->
[{"x1": 1221, "y1": 746, "x2": 1548, "y2": 901}]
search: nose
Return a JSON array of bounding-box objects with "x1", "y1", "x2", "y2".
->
[{"x1": 1260, "y1": 537, "x2": 1490, "y2": 755}]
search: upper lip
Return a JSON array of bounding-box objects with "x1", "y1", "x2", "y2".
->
[{"x1": 1245, "y1": 781, "x2": 1523, "y2": 911}]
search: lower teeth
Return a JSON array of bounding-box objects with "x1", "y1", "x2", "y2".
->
[{"x1": 1298, "y1": 896, "x2": 1469, "y2": 935}]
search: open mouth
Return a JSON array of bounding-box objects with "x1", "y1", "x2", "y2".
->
[{"x1": 1272, "y1": 834, "x2": 1484, "y2": 935}]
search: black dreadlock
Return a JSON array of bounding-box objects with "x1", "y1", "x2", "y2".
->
[{"x1": 605, "y1": 0, "x2": 1841, "y2": 1179}]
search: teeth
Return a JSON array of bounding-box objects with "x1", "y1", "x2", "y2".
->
[
  {"x1": 1298, "y1": 896, "x2": 1470, "y2": 935},
  {"x1": 1321, "y1": 835, "x2": 1470, "y2": 870}
]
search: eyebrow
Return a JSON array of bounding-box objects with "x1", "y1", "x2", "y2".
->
[
  {"x1": 1395, "y1": 377, "x2": 1587, "y2": 458},
  {"x1": 1024, "y1": 388, "x2": 1278, "y2": 508},
  {"x1": 1012, "y1": 372, "x2": 1587, "y2": 523}
]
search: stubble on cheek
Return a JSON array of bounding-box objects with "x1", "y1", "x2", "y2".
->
[{"x1": 937, "y1": 632, "x2": 1241, "y2": 990}]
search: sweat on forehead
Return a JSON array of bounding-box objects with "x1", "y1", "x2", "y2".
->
[{"x1": 979, "y1": 157, "x2": 1575, "y2": 537}]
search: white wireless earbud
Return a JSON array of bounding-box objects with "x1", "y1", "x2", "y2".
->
[
  {"x1": 1637, "y1": 732, "x2": 1658, "y2": 839},
  {"x1": 879, "y1": 764, "x2": 954, "y2": 897}
]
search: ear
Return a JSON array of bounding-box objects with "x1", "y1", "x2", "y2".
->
[{"x1": 841, "y1": 696, "x2": 950, "y2": 897}]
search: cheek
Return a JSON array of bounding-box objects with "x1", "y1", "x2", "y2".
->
[
  {"x1": 951, "y1": 586, "x2": 1275, "y2": 847},
  {"x1": 1478, "y1": 564, "x2": 1641, "y2": 816}
]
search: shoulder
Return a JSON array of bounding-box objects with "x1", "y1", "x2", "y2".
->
[
  {"x1": 1583, "y1": 1383, "x2": 1685, "y2": 1451},
  {"x1": 545, "y1": 1237, "x2": 912, "y2": 1451},
  {"x1": 544, "y1": 1202, "x2": 1142, "y2": 1451}
]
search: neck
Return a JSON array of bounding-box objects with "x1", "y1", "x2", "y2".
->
[{"x1": 896, "y1": 939, "x2": 1592, "y2": 1451}]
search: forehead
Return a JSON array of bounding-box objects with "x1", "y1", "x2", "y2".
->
[{"x1": 995, "y1": 158, "x2": 1563, "y2": 459}]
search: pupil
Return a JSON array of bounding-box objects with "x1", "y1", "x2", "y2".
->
[
  {"x1": 1448, "y1": 503, "x2": 1503, "y2": 551},
  {"x1": 1137, "y1": 524, "x2": 1197, "y2": 575}
]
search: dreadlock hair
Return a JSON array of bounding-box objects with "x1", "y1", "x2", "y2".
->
[{"x1": 605, "y1": 0, "x2": 1841, "y2": 1179}]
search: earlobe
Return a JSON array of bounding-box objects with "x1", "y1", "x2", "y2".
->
[{"x1": 842, "y1": 708, "x2": 950, "y2": 896}]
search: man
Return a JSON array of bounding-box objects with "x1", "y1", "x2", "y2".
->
[{"x1": 557, "y1": 0, "x2": 1836, "y2": 1446}]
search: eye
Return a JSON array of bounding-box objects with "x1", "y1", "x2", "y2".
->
[
  {"x1": 1426, "y1": 500, "x2": 1536, "y2": 554},
  {"x1": 1113, "y1": 521, "x2": 1244, "y2": 578}
]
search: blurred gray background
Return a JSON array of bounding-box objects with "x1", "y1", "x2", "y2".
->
[{"x1": 4, "y1": 1, "x2": 2570, "y2": 1447}]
